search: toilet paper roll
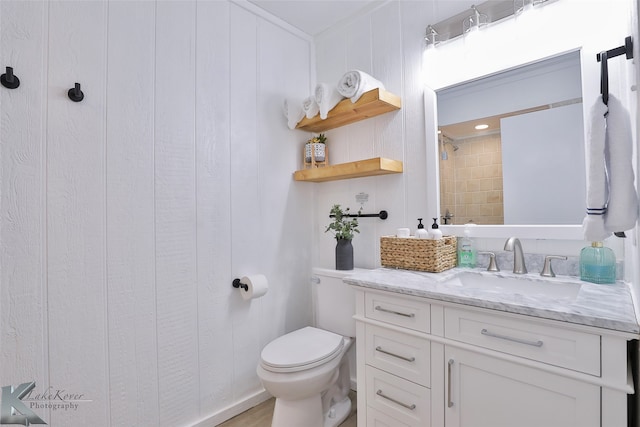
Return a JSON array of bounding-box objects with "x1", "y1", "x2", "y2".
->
[{"x1": 240, "y1": 274, "x2": 269, "y2": 300}]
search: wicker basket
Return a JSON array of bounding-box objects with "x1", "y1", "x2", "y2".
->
[{"x1": 380, "y1": 235, "x2": 457, "y2": 273}]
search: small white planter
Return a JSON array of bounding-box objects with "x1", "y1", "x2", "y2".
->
[{"x1": 305, "y1": 143, "x2": 326, "y2": 163}]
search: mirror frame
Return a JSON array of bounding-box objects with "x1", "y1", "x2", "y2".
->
[{"x1": 422, "y1": 0, "x2": 633, "y2": 239}]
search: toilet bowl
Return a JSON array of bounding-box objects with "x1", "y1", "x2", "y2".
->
[
  {"x1": 257, "y1": 327, "x2": 353, "y2": 427},
  {"x1": 256, "y1": 268, "x2": 361, "y2": 427}
]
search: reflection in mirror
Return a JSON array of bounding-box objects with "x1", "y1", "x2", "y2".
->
[{"x1": 437, "y1": 51, "x2": 585, "y2": 226}]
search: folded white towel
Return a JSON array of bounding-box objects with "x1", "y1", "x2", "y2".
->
[
  {"x1": 302, "y1": 96, "x2": 319, "y2": 119},
  {"x1": 582, "y1": 96, "x2": 610, "y2": 242},
  {"x1": 337, "y1": 70, "x2": 385, "y2": 103},
  {"x1": 315, "y1": 83, "x2": 345, "y2": 119},
  {"x1": 283, "y1": 98, "x2": 304, "y2": 130},
  {"x1": 604, "y1": 94, "x2": 639, "y2": 233}
]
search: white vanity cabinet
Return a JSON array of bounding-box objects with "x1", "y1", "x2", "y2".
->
[{"x1": 353, "y1": 287, "x2": 635, "y2": 427}]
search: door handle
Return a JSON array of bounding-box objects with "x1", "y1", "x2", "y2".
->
[{"x1": 447, "y1": 359, "x2": 454, "y2": 408}]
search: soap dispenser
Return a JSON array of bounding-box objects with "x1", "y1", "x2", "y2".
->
[
  {"x1": 457, "y1": 226, "x2": 476, "y2": 268},
  {"x1": 429, "y1": 218, "x2": 443, "y2": 240},
  {"x1": 580, "y1": 241, "x2": 616, "y2": 284},
  {"x1": 415, "y1": 218, "x2": 429, "y2": 239}
]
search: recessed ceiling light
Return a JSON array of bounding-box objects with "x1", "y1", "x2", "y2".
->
[{"x1": 475, "y1": 124, "x2": 489, "y2": 130}]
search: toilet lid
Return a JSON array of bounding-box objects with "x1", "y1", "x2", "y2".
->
[{"x1": 260, "y1": 327, "x2": 344, "y2": 373}]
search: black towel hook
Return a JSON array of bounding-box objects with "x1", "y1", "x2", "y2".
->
[
  {"x1": 68, "y1": 82, "x2": 84, "y2": 102},
  {"x1": 597, "y1": 36, "x2": 634, "y2": 106},
  {"x1": 1, "y1": 66, "x2": 20, "y2": 89},
  {"x1": 600, "y1": 50, "x2": 609, "y2": 105}
]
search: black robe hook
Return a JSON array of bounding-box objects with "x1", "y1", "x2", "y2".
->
[
  {"x1": 1, "y1": 66, "x2": 20, "y2": 89},
  {"x1": 68, "y1": 82, "x2": 84, "y2": 102}
]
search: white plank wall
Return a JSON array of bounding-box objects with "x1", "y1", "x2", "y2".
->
[
  {"x1": 106, "y1": 2, "x2": 159, "y2": 426},
  {"x1": 155, "y1": 2, "x2": 200, "y2": 425},
  {"x1": 313, "y1": 1, "x2": 477, "y2": 270},
  {"x1": 0, "y1": 1, "x2": 312, "y2": 426},
  {"x1": 46, "y1": 1, "x2": 109, "y2": 425},
  {"x1": 195, "y1": 0, "x2": 235, "y2": 414},
  {"x1": 0, "y1": 0, "x2": 49, "y2": 422}
]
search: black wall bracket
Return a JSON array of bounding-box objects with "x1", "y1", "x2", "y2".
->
[
  {"x1": 68, "y1": 82, "x2": 84, "y2": 102},
  {"x1": 330, "y1": 210, "x2": 388, "y2": 220},
  {"x1": 232, "y1": 278, "x2": 248, "y2": 291},
  {"x1": 1, "y1": 67, "x2": 19, "y2": 89}
]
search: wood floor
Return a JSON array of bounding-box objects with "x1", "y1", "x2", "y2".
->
[{"x1": 218, "y1": 391, "x2": 357, "y2": 427}]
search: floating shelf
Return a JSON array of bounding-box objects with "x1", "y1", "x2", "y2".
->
[
  {"x1": 293, "y1": 157, "x2": 403, "y2": 182},
  {"x1": 295, "y1": 88, "x2": 401, "y2": 133}
]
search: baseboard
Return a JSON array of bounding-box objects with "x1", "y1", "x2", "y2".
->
[{"x1": 188, "y1": 388, "x2": 272, "y2": 427}]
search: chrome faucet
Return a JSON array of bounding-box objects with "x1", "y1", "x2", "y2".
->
[{"x1": 504, "y1": 237, "x2": 527, "y2": 274}]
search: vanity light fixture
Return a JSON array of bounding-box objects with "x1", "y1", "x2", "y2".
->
[
  {"x1": 425, "y1": 25, "x2": 439, "y2": 48},
  {"x1": 513, "y1": 0, "x2": 548, "y2": 15},
  {"x1": 475, "y1": 124, "x2": 489, "y2": 130},
  {"x1": 423, "y1": 1, "x2": 556, "y2": 47},
  {"x1": 463, "y1": 5, "x2": 489, "y2": 34}
]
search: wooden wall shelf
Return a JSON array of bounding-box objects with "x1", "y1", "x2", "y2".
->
[
  {"x1": 293, "y1": 157, "x2": 403, "y2": 182},
  {"x1": 295, "y1": 88, "x2": 401, "y2": 133}
]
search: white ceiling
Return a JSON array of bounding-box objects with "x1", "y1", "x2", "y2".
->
[{"x1": 246, "y1": 0, "x2": 381, "y2": 36}]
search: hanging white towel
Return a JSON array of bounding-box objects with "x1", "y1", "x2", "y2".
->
[
  {"x1": 315, "y1": 83, "x2": 344, "y2": 120},
  {"x1": 302, "y1": 96, "x2": 319, "y2": 119},
  {"x1": 283, "y1": 98, "x2": 304, "y2": 130},
  {"x1": 604, "y1": 94, "x2": 639, "y2": 233},
  {"x1": 337, "y1": 70, "x2": 385, "y2": 103},
  {"x1": 582, "y1": 96, "x2": 610, "y2": 242}
]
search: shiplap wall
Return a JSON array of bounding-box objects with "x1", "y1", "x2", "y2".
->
[
  {"x1": 313, "y1": 0, "x2": 639, "y2": 272},
  {"x1": 313, "y1": 1, "x2": 477, "y2": 269},
  {"x1": 0, "y1": 1, "x2": 313, "y2": 426}
]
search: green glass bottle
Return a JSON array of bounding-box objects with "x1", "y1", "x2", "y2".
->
[
  {"x1": 457, "y1": 227, "x2": 476, "y2": 268},
  {"x1": 579, "y1": 242, "x2": 616, "y2": 284}
]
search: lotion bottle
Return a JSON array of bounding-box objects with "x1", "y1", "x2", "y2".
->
[
  {"x1": 429, "y1": 218, "x2": 443, "y2": 240},
  {"x1": 415, "y1": 218, "x2": 429, "y2": 239}
]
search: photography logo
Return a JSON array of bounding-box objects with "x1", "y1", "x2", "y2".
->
[{"x1": 1, "y1": 382, "x2": 47, "y2": 425}]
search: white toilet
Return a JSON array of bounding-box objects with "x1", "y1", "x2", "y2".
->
[{"x1": 256, "y1": 268, "x2": 360, "y2": 427}]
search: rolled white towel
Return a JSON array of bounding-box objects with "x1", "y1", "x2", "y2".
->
[
  {"x1": 302, "y1": 96, "x2": 319, "y2": 119},
  {"x1": 283, "y1": 98, "x2": 304, "y2": 130},
  {"x1": 582, "y1": 95, "x2": 610, "y2": 242},
  {"x1": 337, "y1": 70, "x2": 385, "y2": 103},
  {"x1": 604, "y1": 94, "x2": 639, "y2": 233},
  {"x1": 315, "y1": 83, "x2": 345, "y2": 119}
]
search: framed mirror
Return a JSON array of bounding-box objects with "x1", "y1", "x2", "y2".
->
[
  {"x1": 422, "y1": 0, "x2": 633, "y2": 239},
  {"x1": 437, "y1": 51, "x2": 584, "y2": 226}
]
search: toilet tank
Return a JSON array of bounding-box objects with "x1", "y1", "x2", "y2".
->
[{"x1": 312, "y1": 267, "x2": 367, "y2": 337}]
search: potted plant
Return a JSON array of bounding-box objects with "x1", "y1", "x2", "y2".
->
[
  {"x1": 305, "y1": 133, "x2": 327, "y2": 164},
  {"x1": 325, "y1": 204, "x2": 360, "y2": 270}
]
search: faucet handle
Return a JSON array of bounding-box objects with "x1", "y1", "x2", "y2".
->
[
  {"x1": 478, "y1": 251, "x2": 500, "y2": 272},
  {"x1": 540, "y1": 255, "x2": 567, "y2": 277}
]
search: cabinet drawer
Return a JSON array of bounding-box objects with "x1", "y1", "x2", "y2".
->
[
  {"x1": 365, "y1": 324, "x2": 430, "y2": 387},
  {"x1": 444, "y1": 307, "x2": 600, "y2": 375},
  {"x1": 365, "y1": 365, "x2": 430, "y2": 427},
  {"x1": 366, "y1": 406, "x2": 414, "y2": 427},
  {"x1": 365, "y1": 292, "x2": 430, "y2": 332}
]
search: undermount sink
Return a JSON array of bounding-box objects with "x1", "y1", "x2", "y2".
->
[{"x1": 444, "y1": 272, "x2": 582, "y2": 300}]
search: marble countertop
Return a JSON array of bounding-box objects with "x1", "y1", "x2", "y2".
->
[{"x1": 344, "y1": 267, "x2": 640, "y2": 334}]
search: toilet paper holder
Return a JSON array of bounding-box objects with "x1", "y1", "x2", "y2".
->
[{"x1": 232, "y1": 278, "x2": 249, "y2": 291}]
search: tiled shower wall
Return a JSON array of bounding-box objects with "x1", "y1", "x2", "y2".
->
[{"x1": 439, "y1": 133, "x2": 504, "y2": 225}]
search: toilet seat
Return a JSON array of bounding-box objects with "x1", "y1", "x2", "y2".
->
[{"x1": 260, "y1": 326, "x2": 344, "y2": 373}]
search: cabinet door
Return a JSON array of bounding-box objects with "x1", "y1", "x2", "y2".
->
[{"x1": 444, "y1": 347, "x2": 600, "y2": 427}]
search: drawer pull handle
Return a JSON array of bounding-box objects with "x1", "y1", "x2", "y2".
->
[
  {"x1": 374, "y1": 305, "x2": 415, "y2": 318},
  {"x1": 376, "y1": 389, "x2": 416, "y2": 410},
  {"x1": 481, "y1": 328, "x2": 543, "y2": 347},
  {"x1": 447, "y1": 359, "x2": 454, "y2": 408},
  {"x1": 375, "y1": 346, "x2": 416, "y2": 362}
]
